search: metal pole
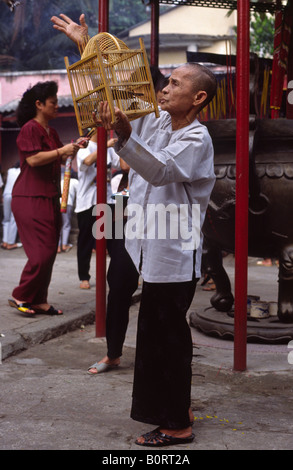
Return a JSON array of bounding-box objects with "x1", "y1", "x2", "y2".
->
[
  {"x1": 150, "y1": 0, "x2": 159, "y2": 66},
  {"x1": 233, "y1": 0, "x2": 250, "y2": 371},
  {"x1": 95, "y1": 0, "x2": 109, "y2": 337}
]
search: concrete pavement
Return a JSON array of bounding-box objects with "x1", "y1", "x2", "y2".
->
[
  {"x1": 1, "y1": 245, "x2": 292, "y2": 372},
  {"x1": 1, "y1": 244, "x2": 99, "y2": 360},
  {"x1": 1, "y1": 245, "x2": 293, "y2": 450}
]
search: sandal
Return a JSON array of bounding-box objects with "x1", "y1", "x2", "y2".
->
[
  {"x1": 8, "y1": 299, "x2": 36, "y2": 315},
  {"x1": 135, "y1": 428, "x2": 195, "y2": 447},
  {"x1": 62, "y1": 244, "x2": 73, "y2": 253},
  {"x1": 203, "y1": 283, "x2": 216, "y2": 291},
  {"x1": 87, "y1": 361, "x2": 119, "y2": 375},
  {"x1": 32, "y1": 306, "x2": 63, "y2": 315},
  {"x1": 80, "y1": 280, "x2": 90, "y2": 290}
]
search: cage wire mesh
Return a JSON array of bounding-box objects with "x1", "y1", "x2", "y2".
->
[{"x1": 64, "y1": 33, "x2": 159, "y2": 135}]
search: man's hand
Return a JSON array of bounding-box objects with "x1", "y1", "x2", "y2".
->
[
  {"x1": 96, "y1": 102, "x2": 132, "y2": 142},
  {"x1": 51, "y1": 13, "x2": 88, "y2": 47}
]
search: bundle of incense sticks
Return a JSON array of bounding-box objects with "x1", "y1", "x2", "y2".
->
[
  {"x1": 60, "y1": 129, "x2": 95, "y2": 213},
  {"x1": 60, "y1": 155, "x2": 73, "y2": 214}
]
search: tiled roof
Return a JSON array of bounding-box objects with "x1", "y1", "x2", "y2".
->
[{"x1": 0, "y1": 94, "x2": 73, "y2": 115}]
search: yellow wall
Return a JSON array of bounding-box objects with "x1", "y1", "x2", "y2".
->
[
  {"x1": 158, "y1": 40, "x2": 234, "y2": 66},
  {"x1": 129, "y1": 6, "x2": 237, "y2": 37},
  {"x1": 128, "y1": 6, "x2": 236, "y2": 66}
]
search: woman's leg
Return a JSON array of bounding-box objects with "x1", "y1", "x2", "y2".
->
[{"x1": 11, "y1": 196, "x2": 60, "y2": 305}]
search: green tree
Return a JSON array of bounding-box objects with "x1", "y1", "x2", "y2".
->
[
  {"x1": 250, "y1": 13, "x2": 275, "y2": 58},
  {"x1": 228, "y1": 9, "x2": 275, "y2": 59},
  {"x1": 0, "y1": 0, "x2": 151, "y2": 71},
  {"x1": 110, "y1": 0, "x2": 151, "y2": 35}
]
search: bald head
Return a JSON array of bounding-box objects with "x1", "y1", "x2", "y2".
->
[{"x1": 179, "y1": 63, "x2": 217, "y2": 112}]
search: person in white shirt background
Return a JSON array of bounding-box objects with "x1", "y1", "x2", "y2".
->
[
  {"x1": 1, "y1": 162, "x2": 22, "y2": 251},
  {"x1": 0, "y1": 167, "x2": 3, "y2": 210},
  {"x1": 75, "y1": 131, "x2": 120, "y2": 290},
  {"x1": 58, "y1": 174, "x2": 78, "y2": 253}
]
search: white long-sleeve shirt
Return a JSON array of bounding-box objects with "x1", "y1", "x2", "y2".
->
[
  {"x1": 116, "y1": 110, "x2": 215, "y2": 283},
  {"x1": 75, "y1": 141, "x2": 120, "y2": 213}
]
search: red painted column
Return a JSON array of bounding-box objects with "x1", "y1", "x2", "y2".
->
[
  {"x1": 233, "y1": 0, "x2": 250, "y2": 371},
  {"x1": 150, "y1": 0, "x2": 159, "y2": 66},
  {"x1": 95, "y1": 0, "x2": 109, "y2": 337}
]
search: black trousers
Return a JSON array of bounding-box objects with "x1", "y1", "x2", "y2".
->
[
  {"x1": 77, "y1": 206, "x2": 96, "y2": 281},
  {"x1": 77, "y1": 205, "x2": 139, "y2": 357},
  {"x1": 106, "y1": 235, "x2": 139, "y2": 358},
  {"x1": 131, "y1": 277, "x2": 197, "y2": 429}
]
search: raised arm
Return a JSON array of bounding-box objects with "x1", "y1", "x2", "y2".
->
[{"x1": 50, "y1": 13, "x2": 90, "y2": 55}]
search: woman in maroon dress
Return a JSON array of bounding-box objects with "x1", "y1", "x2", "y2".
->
[{"x1": 9, "y1": 81, "x2": 81, "y2": 315}]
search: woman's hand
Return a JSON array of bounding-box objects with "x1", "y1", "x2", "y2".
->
[
  {"x1": 75, "y1": 136, "x2": 89, "y2": 148},
  {"x1": 60, "y1": 142, "x2": 81, "y2": 160},
  {"x1": 51, "y1": 13, "x2": 88, "y2": 47}
]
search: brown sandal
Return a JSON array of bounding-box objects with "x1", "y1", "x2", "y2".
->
[
  {"x1": 33, "y1": 306, "x2": 63, "y2": 315},
  {"x1": 135, "y1": 428, "x2": 195, "y2": 447}
]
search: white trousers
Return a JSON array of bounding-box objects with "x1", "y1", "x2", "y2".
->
[
  {"x1": 2, "y1": 195, "x2": 18, "y2": 244},
  {"x1": 59, "y1": 204, "x2": 74, "y2": 246}
]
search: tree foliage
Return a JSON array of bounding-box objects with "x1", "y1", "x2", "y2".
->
[
  {"x1": 250, "y1": 13, "x2": 275, "y2": 58},
  {"x1": 228, "y1": 9, "x2": 275, "y2": 58},
  {"x1": 0, "y1": 0, "x2": 151, "y2": 71}
]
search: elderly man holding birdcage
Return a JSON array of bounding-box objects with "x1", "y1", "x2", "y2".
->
[
  {"x1": 51, "y1": 13, "x2": 217, "y2": 448},
  {"x1": 98, "y1": 63, "x2": 217, "y2": 447}
]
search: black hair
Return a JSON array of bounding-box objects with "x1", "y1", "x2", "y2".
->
[
  {"x1": 154, "y1": 75, "x2": 169, "y2": 94},
  {"x1": 16, "y1": 81, "x2": 58, "y2": 127},
  {"x1": 150, "y1": 65, "x2": 169, "y2": 93}
]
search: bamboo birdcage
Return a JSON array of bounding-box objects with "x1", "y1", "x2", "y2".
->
[{"x1": 64, "y1": 33, "x2": 159, "y2": 135}]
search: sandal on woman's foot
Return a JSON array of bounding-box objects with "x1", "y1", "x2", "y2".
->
[
  {"x1": 33, "y1": 306, "x2": 63, "y2": 315},
  {"x1": 8, "y1": 299, "x2": 36, "y2": 315},
  {"x1": 135, "y1": 428, "x2": 195, "y2": 447},
  {"x1": 87, "y1": 361, "x2": 119, "y2": 375},
  {"x1": 62, "y1": 244, "x2": 73, "y2": 253}
]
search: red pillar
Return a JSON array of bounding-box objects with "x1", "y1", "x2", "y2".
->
[
  {"x1": 150, "y1": 0, "x2": 159, "y2": 66},
  {"x1": 233, "y1": 0, "x2": 250, "y2": 371},
  {"x1": 286, "y1": 1, "x2": 293, "y2": 119},
  {"x1": 95, "y1": 0, "x2": 109, "y2": 337}
]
